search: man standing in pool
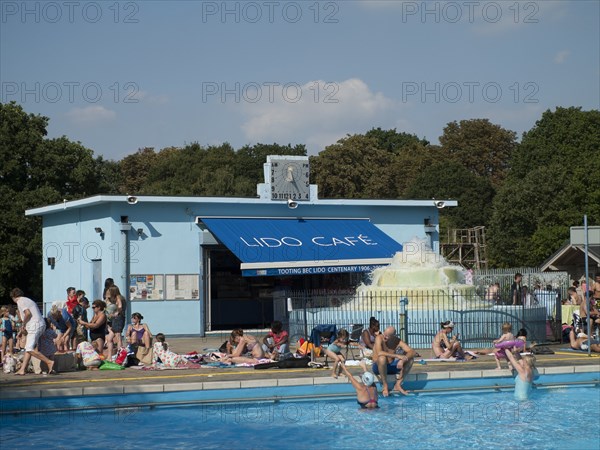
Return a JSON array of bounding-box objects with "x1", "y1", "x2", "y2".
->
[{"x1": 372, "y1": 326, "x2": 416, "y2": 396}]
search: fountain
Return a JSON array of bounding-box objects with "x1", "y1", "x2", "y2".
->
[
  {"x1": 353, "y1": 238, "x2": 490, "y2": 310},
  {"x1": 287, "y1": 239, "x2": 548, "y2": 348}
]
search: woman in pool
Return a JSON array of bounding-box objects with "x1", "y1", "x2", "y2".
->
[
  {"x1": 504, "y1": 349, "x2": 536, "y2": 401},
  {"x1": 339, "y1": 361, "x2": 378, "y2": 409},
  {"x1": 432, "y1": 321, "x2": 470, "y2": 360}
]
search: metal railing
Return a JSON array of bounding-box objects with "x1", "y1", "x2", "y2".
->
[{"x1": 285, "y1": 269, "x2": 569, "y2": 349}]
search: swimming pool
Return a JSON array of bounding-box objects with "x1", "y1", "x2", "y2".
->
[{"x1": 1, "y1": 386, "x2": 598, "y2": 449}]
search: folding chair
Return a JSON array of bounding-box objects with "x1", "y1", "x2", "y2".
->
[
  {"x1": 310, "y1": 324, "x2": 336, "y2": 367},
  {"x1": 345, "y1": 324, "x2": 364, "y2": 360}
]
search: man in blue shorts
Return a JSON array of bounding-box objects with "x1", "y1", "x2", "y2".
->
[{"x1": 372, "y1": 326, "x2": 416, "y2": 396}]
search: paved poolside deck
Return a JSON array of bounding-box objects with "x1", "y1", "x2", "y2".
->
[{"x1": 1, "y1": 337, "x2": 598, "y2": 400}]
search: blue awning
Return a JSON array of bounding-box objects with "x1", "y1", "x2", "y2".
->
[{"x1": 199, "y1": 217, "x2": 403, "y2": 277}]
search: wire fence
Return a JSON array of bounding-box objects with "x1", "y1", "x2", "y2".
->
[{"x1": 283, "y1": 269, "x2": 570, "y2": 349}]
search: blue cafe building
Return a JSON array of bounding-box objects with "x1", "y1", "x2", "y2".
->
[{"x1": 26, "y1": 156, "x2": 456, "y2": 336}]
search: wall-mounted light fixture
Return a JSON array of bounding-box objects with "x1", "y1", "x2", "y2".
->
[
  {"x1": 287, "y1": 198, "x2": 298, "y2": 209},
  {"x1": 47, "y1": 257, "x2": 56, "y2": 268},
  {"x1": 94, "y1": 227, "x2": 105, "y2": 239},
  {"x1": 137, "y1": 228, "x2": 144, "y2": 237}
]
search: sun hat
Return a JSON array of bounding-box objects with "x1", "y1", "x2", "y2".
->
[{"x1": 361, "y1": 372, "x2": 375, "y2": 386}]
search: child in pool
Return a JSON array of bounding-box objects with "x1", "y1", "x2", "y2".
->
[
  {"x1": 505, "y1": 349, "x2": 536, "y2": 400},
  {"x1": 493, "y1": 322, "x2": 516, "y2": 370},
  {"x1": 325, "y1": 329, "x2": 349, "y2": 378}
]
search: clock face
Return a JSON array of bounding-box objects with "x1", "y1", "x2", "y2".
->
[{"x1": 271, "y1": 160, "x2": 310, "y2": 201}]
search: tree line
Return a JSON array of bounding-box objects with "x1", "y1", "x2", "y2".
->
[{"x1": 1, "y1": 101, "x2": 598, "y2": 301}]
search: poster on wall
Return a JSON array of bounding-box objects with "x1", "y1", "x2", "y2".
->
[
  {"x1": 165, "y1": 274, "x2": 200, "y2": 300},
  {"x1": 129, "y1": 274, "x2": 164, "y2": 300}
]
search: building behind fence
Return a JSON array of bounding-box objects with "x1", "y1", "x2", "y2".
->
[{"x1": 283, "y1": 268, "x2": 570, "y2": 349}]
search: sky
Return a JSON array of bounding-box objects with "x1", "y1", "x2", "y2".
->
[{"x1": 1, "y1": 0, "x2": 599, "y2": 161}]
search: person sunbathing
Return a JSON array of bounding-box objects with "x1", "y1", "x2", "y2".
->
[
  {"x1": 569, "y1": 329, "x2": 600, "y2": 352},
  {"x1": 153, "y1": 333, "x2": 200, "y2": 368},
  {"x1": 221, "y1": 328, "x2": 265, "y2": 364}
]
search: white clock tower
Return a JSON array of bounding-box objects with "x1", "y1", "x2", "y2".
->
[{"x1": 257, "y1": 155, "x2": 315, "y2": 202}]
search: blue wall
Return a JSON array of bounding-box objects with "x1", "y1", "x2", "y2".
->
[{"x1": 37, "y1": 197, "x2": 442, "y2": 336}]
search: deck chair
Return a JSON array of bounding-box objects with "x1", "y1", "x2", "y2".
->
[
  {"x1": 345, "y1": 324, "x2": 364, "y2": 360},
  {"x1": 310, "y1": 324, "x2": 337, "y2": 366}
]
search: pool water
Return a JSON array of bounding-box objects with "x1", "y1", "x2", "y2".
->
[{"x1": 1, "y1": 387, "x2": 599, "y2": 449}]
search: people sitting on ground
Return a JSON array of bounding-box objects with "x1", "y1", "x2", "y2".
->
[
  {"x1": 568, "y1": 329, "x2": 600, "y2": 353},
  {"x1": 75, "y1": 340, "x2": 103, "y2": 370},
  {"x1": 221, "y1": 329, "x2": 265, "y2": 364},
  {"x1": 126, "y1": 313, "x2": 152, "y2": 349},
  {"x1": 339, "y1": 360, "x2": 379, "y2": 409},
  {"x1": 372, "y1": 326, "x2": 416, "y2": 396},
  {"x1": 493, "y1": 322, "x2": 524, "y2": 370},
  {"x1": 47, "y1": 304, "x2": 74, "y2": 353},
  {"x1": 432, "y1": 321, "x2": 472, "y2": 360},
  {"x1": 78, "y1": 300, "x2": 107, "y2": 356},
  {"x1": 153, "y1": 333, "x2": 200, "y2": 368},
  {"x1": 359, "y1": 317, "x2": 380, "y2": 358},
  {"x1": 261, "y1": 320, "x2": 289, "y2": 360},
  {"x1": 504, "y1": 349, "x2": 536, "y2": 401},
  {"x1": 325, "y1": 329, "x2": 349, "y2": 378},
  {"x1": 0, "y1": 306, "x2": 15, "y2": 360}
]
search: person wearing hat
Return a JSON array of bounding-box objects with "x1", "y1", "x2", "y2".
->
[
  {"x1": 339, "y1": 360, "x2": 378, "y2": 409},
  {"x1": 432, "y1": 320, "x2": 470, "y2": 360}
]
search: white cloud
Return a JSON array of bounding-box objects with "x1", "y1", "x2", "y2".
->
[
  {"x1": 239, "y1": 78, "x2": 397, "y2": 153},
  {"x1": 554, "y1": 50, "x2": 569, "y2": 64},
  {"x1": 66, "y1": 105, "x2": 116, "y2": 125},
  {"x1": 135, "y1": 90, "x2": 169, "y2": 105}
]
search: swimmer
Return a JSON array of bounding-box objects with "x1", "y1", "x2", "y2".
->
[
  {"x1": 339, "y1": 361, "x2": 378, "y2": 409},
  {"x1": 504, "y1": 349, "x2": 535, "y2": 401}
]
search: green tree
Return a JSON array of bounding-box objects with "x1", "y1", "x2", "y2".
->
[
  {"x1": 488, "y1": 107, "x2": 600, "y2": 267},
  {"x1": 311, "y1": 134, "x2": 397, "y2": 198},
  {"x1": 405, "y1": 161, "x2": 495, "y2": 230},
  {"x1": 439, "y1": 119, "x2": 517, "y2": 187},
  {"x1": 0, "y1": 102, "x2": 113, "y2": 300},
  {"x1": 118, "y1": 147, "x2": 158, "y2": 194},
  {"x1": 365, "y1": 127, "x2": 429, "y2": 152}
]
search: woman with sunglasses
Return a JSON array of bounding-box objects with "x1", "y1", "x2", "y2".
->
[{"x1": 78, "y1": 300, "x2": 107, "y2": 356}]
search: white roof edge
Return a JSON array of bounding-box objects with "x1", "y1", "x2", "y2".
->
[{"x1": 25, "y1": 194, "x2": 458, "y2": 216}]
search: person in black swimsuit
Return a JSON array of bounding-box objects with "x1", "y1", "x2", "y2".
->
[
  {"x1": 78, "y1": 300, "x2": 107, "y2": 356},
  {"x1": 339, "y1": 361, "x2": 379, "y2": 409}
]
